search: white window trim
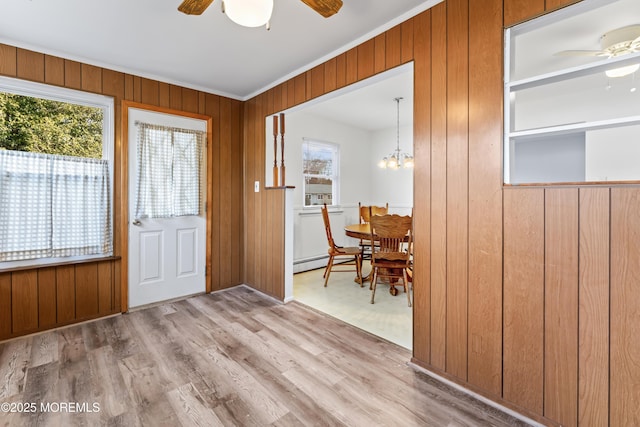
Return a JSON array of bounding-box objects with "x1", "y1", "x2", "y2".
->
[{"x1": 0, "y1": 76, "x2": 115, "y2": 270}]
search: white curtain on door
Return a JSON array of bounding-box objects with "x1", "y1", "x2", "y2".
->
[
  {"x1": 0, "y1": 149, "x2": 112, "y2": 261},
  {"x1": 134, "y1": 122, "x2": 205, "y2": 219}
]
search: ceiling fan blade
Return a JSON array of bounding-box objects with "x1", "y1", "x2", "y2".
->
[
  {"x1": 554, "y1": 49, "x2": 606, "y2": 57},
  {"x1": 300, "y1": 0, "x2": 343, "y2": 18},
  {"x1": 178, "y1": 0, "x2": 215, "y2": 15}
]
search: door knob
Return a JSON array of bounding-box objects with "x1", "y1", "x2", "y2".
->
[{"x1": 132, "y1": 219, "x2": 142, "y2": 226}]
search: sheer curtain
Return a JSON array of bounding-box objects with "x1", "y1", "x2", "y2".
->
[
  {"x1": 0, "y1": 150, "x2": 112, "y2": 261},
  {"x1": 134, "y1": 122, "x2": 205, "y2": 219}
]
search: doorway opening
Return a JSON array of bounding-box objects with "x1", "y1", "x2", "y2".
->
[{"x1": 265, "y1": 64, "x2": 414, "y2": 349}]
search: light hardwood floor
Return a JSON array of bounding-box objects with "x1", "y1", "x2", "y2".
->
[{"x1": 0, "y1": 286, "x2": 530, "y2": 426}]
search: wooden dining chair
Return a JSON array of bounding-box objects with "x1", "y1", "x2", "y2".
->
[
  {"x1": 321, "y1": 204, "x2": 363, "y2": 287},
  {"x1": 358, "y1": 202, "x2": 388, "y2": 260},
  {"x1": 369, "y1": 213, "x2": 413, "y2": 307}
]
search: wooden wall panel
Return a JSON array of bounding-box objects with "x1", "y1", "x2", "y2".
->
[
  {"x1": 182, "y1": 88, "x2": 199, "y2": 113},
  {"x1": 11, "y1": 271, "x2": 38, "y2": 334},
  {"x1": 429, "y1": 1, "x2": 447, "y2": 371},
  {"x1": 504, "y1": 0, "x2": 544, "y2": 27},
  {"x1": 64, "y1": 60, "x2": 82, "y2": 89},
  {"x1": 272, "y1": 191, "x2": 285, "y2": 300},
  {"x1": 294, "y1": 74, "x2": 306, "y2": 106},
  {"x1": 345, "y1": 48, "x2": 358, "y2": 86},
  {"x1": 220, "y1": 97, "x2": 233, "y2": 286},
  {"x1": 56, "y1": 265, "x2": 75, "y2": 323},
  {"x1": 206, "y1": 94, "x2": 221, "y2": 290},
  {"x1": 272, "y1": 84, "x2": 283, "y2": 112},
  {"x1": 231, "y1": 100, "x2": 243, "y2": 284},
  {"x1": 75, "y1": 263, "x2": 99, "y2": 319},
  {"x1": 140, "y1": 78, "x2": 159, "y2": 106},
  {"x1": 411, "y1": 9, "x2": 432, "y2": 366},
  {"x1": 335, "y1": 53, "x2": 347, "y2": 89},
  {"x1": 503, "y1": 188, "x2": 545, "y2": 414},
  {"x1": 44, "y1": 55, "x2": 65, "y2": 86},
  {"x1": 445, "y1": 0, "x2": 469, "y2": 380},
  {"x1": 98, "y1": 261, "x2": 113, "y2": 315},
  {"x1": 243, "y1": 98, "x2": 257, "y2": 286},
  {"x1": 310, "y1": 64, "x2": 325, "y2": 100},
  {"x1": 0, "y1": 44, "x2": 17, "y2": 76},
  {"x1": 374, "y1": 34, "x2": 386, "y2": 74},
  {"x1": 0, "y1": 273, "x2": 11, "y2": 339},
  {"x1": 81, "y1": 64, "x2": 102, "y2": 93},
  {"x1": 264, "y1": 191, "x2": 274, "y2": 297},
  {"x1": 37, "y1": 267, "x2": 57, "y2": 328},
  {"x1": 0, "y1": 260, "x2": 118, "y2": 340},
  {"x1": 16, "y1": 48, "x2": 44, "y2": 82},
  {"x1": 578, "y1": 187, "x2": 610, "y2": 427},
  {"x1": 357, "y1": 39, "x2": 375, "y2": 81},
  {"x1": 467, "y1": 0, "x2": 503, "y2": 396},
  {"x1": 545, "y1": 0, "x2": 580, "y2": 12},
  {"x1": 610, "y1": 188, "x2": 640, "y2": 427},
  {"x1": 286, "y1": 79, "x2": 295, "y2": 108},
  {"x1": 544, "y1": 188, "x2": 579, "y2": 427},
  {"x1": 170, "y1": 85, "x2": 183, "y2": 111},
  {"x1": 400, "y1": 19, "x2": 414, "y2": 64},
  {"x1": 102, "y1": 69, "x2": 125, "y2": 98},
  {"x1": 324, "y1": 58, "x2": 337, "y2": 93},
  {"x1": 385, "y1": 25, "x2": 402, "y2": 70},
  {"x1": 158, "y1": 82, "x2": 171, "y2": 108}
]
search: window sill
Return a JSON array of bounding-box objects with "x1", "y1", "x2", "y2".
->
[{"x1": 0, "y1": 255, "x2": 121, "y2": 274}]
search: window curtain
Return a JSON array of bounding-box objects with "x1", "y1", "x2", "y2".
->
[
  {"x1": 134, "y1": 122, "x2": 205, "y2": 219},
  {"x1": 0, "y1": 149, "x2": 112, "y2": 261}
]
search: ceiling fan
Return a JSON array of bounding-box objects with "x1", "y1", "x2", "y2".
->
[
  {"x1": 555, "y1": 25, "x2": 640, "y2": 58},
  {"x1": 177, "y1": 0, "x2": 343, "y2": 18}
]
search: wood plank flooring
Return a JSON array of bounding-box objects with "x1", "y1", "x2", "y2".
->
[{"x1": 0, "y1": 286, "x2": 531, "y2": 426}]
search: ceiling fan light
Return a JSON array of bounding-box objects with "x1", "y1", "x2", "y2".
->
[
  {"x1": 224, "y1": 0, "x2": 273, "y2": 28},
  {"x1": 605, "y1": 63, "x2": 640, "y2": 78}
]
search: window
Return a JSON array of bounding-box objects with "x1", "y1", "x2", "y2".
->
[
  {"x1": 504, "y1": 0, "x2": 640, "y2": 184},
  {"x1": 302, "y1": 139, "x2": 339, "y2": 207},
  {"x1": 0, "y1": 76, "x2": 114, "y2": 265},
  {"x1": 134, "y1": 122, "x2": 205, "y2": 219}
]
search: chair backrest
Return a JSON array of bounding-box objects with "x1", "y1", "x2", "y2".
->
[
  {"x1": 370, "y1": 214, "x2": 413, "y2": 264},
  {"x1": 321, "y1": 203, "x2": 336, "y2": 249},
  {"x1": 359, "y1": 202, "x2": 389, "y2": 224}
]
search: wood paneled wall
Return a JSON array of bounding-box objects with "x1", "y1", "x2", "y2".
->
[
  {"x1": 242, "y1": 0, "x2": 640, "y2": 426},
  {"x1": 0, "y1": 43, "x2": 244, "y2": 337},
  {"x1": 0, "y1": 259, "x2": 119, "y2": 340}
]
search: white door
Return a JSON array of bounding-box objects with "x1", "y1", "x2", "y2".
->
[{"x1": 128, "y1": 108, "x2": 206, "y2": 309}]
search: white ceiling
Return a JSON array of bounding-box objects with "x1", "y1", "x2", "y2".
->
[
  {"x1": 513, "y1": 0, "x2": 640, "y2": 80},
  {"x1": 295, "y1": 64, "x2": 413, "y2": 131},
  {"x1": 0, "y1": 0, "x2": 438, "y2": 101}
]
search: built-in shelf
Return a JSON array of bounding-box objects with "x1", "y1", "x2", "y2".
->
[
  {"x1": 509, "y1": 115, "x2": 640, "y2": 141},
  {"x1": 507, "y1": 51, "x2": 640, "y2": 92}
]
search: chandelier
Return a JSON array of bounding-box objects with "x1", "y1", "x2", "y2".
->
[{"x1": 379, "y1": 97, "x2": 413, "y2": 169}]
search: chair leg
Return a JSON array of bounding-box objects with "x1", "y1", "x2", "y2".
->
[
  {"x1": 404, "y1": 269, "x2": 411, "y2": 307},
  {"x1": 323, "y1": 255, "x2": 334, "y2": 287},
  {"x1": 370, "y1": 268, "x2": 377, "y2": 304},
  {"x1": 355, "y1": 254, "x2": 363, "y2": 287}
]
